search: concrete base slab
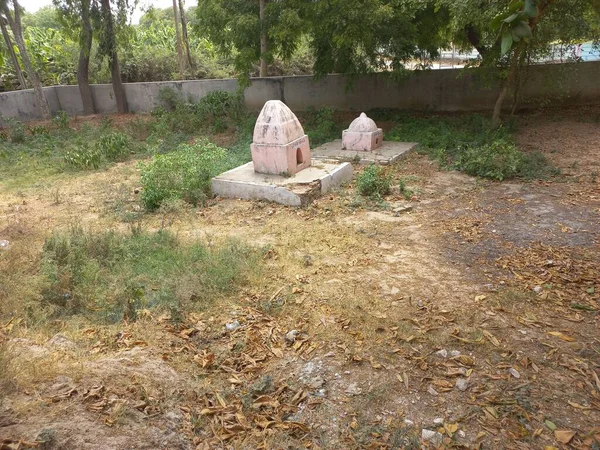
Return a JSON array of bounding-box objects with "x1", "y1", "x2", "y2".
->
[
  {"x1": 212, "y1": 161, "x2": 353, "y2": 206},
  {"x1": 312, "y1": 140, "x2": 417, "y2": 165}
]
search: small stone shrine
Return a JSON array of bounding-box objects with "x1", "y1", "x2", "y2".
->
[
  {"x1": 342, "y1": 112, "x2": 383, "y2": 152},
  {"x1": 251, "y1": 100, "x2": 311, "y2": 176},
  {"x1": 311, "y1": 112, "x2": 417, "y2": 165},
  {"x1": 211, "y1": 101, "x2": 353, "y2": 206}
]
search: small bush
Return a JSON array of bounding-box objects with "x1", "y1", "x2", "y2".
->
[
  {"x1": 3, "y1": 117, "x2": 26, "y2": 143},
  {"x1": 64, "y1": 146, "x2": 103, "y2": 169},
  {"x1": 96, "y1": 132, "x2": 132, "y2": 161},
  {"x1": 41, "y1": 227, "x2": 261, "y2": 322},
  {"x1": 356, "y1": 165, "x2": 393, "y2": 197},
  {"x1": 52, "y1": 111, "x2": 70, "y2": 130},
  {"x1": 140, "y1": 139, "x2": 232, "y2": 210},
  {"x1": 28, "y1": 125, "x2": 50, "y2": 136},
  {"x1": 456, "y1": 141, "x2": 524, "y2": 181},
  {"x1": 302, "y1": 107, "x2": 339, "y2": 147}
]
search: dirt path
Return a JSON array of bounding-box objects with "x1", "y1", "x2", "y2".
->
[{"x1": 1, "y1": 114, "x2": 599, "y2": 449}]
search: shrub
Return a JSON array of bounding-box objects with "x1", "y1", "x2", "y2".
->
[
  {"x1": 96, "y1": 132, "x2": 131, "y2": 161},
  {"x1": 64, "y1": 146, "x2": 103, "y2": 169},
  {"x1": 302, "y1": 107, "x2": 339, "y2": 147},
  {"x1": 456, "y1": 141, "x2": 524, "y2": 181},
  {"x1": 356, "y1": 165, "x2": 393, "y2": 197},
  {"x1": 52, "y1": 111, "x2": 70, "y2": 130},
  {"x1": 4, "y1": 117, "x2": 26, "y2": 143},
  {"x1": 140, "y1": 139, "x2": 231, "y2": 210},
  {"x1": 41, "y1": 227, "x2": 261, "y2": 322}
]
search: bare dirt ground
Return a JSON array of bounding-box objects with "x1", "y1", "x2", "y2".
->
[{"x1": 1, "y1": 110, "x2": 599, "y2": 449}]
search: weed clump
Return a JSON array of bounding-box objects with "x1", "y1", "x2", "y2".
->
[
  {"x1": 41, "y1": 227, "x2": 261, "y2": 322},
  {"x1": 385, "y1": 113, "x2": 557, "y2": 181},
  {"x1": 301, "y1": 107, "x2": 339, "y2": 147},
  {"x1": 140, "y1": 139, "x2": 231, "y2": 210},
  {"x1": 356, "y1": 165, "x2": 393, "y2": 197}
]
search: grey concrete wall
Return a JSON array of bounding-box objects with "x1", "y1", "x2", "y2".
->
[{"x1": 1, "y1": 61, "x2": 599, "y2": 124}]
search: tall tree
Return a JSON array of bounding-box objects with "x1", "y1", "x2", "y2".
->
[
  {"x1": 0, "y1": 0, "x2": 51, "y2": 118},
  {"x1": 178, "y1": 0, "x2": 193, "y2": 70},
  {"x1": 259, "y1": 0, "x2": 267, "y2": 77},
  {"x1": 0, "y1": 15, "x2": 26, "y2": 88},
  {"x1": 54, "y1": 0, "x2": 96, "y2": 115},
  {"x1": 195, "y1": 0, "x2": 303, "y2": 85},
  {"x1": 96, "y1": 0, "x2": 128, "y2": 113},
  {"x1": 172, "y1": 0, "x2": 184, "y2": 78}
]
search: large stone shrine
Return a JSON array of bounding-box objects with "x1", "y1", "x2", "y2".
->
[
  {"x1": 251, "y1": 101, "x2": 311, "y2": 176},
  {"x1": 211, "y1": 101, "x2": 352, "y2": 206},
  {"x1": 312, "y1": 112, "x2": 417, "y2": 165}
]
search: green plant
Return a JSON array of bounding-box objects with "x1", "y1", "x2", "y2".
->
[
  {"x1": 41, "y1": 226, "x2": 261, "y2": 322},
  {"x1": 140, "y1": 139, "x2": 232, "y2": 210},
  {"x1": 456, "y1": 141, "x2": 524, "y2": 181},
  {"x1": 3, "y1": 117, "x2": 27, "y2": 143},
  {"x1": 302, "y1": 107, "x2": 339, "y2": 147},
  {"x1": 96, "y1": 132, "x2": 132, "y2": 161},
  {"x1": 398, "y1": 177, "x2": 414, "y2": 200},
  {"x1": 28, "y1": 125, "x2": 50, "y2": 136},
  {"x1": 52, "y1": 111, "x2": 70, "y2": 130},
  {"x1": 64, "y1": 146, "x2": 102, "y2": 169},
  {"x1": 356, "y1": 165, "x2": 393, "y2": 197}
]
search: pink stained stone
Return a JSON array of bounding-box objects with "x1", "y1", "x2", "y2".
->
[
  {"x1": 251, "y1": 100, "x2": 311, "y2": 176},
  {"x1": 342, "y1": 112, "x2": 383, "y2": 152}
]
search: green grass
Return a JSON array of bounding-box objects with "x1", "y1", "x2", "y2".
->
[
  {"x1": 40, "y1": 226, "x2": 262, "y2": 323},
  {"x1": 374, "y1": 110, "x2": 558, "y2": 181}
]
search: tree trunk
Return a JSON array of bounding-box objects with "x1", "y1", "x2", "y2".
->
[
  {"x1": 492, "y1": 46, "x2": 522, "y2": 128},
  {"x1": 78, "y1": 0, "x2": 95, "y2": 115},
  {"x1": 100, "y1": 0, "x2": 128, "y2": 114},
  {"x1": 259, "y1": 0, "x2": 268, "y2": 77},
  {"x1": 178, "y1": 0, "x2": 194, "y2": 70},
  {"x1": 0, "y1": 17, "x2": 26, "y2": 89},
  {"x1": 173, "y1": 0, "x2": 185, "y2": 79},
  {"x1": 2, "y1": 0, "x2": 50, "y2": 118}
]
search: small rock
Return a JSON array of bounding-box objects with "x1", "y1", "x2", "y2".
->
[
  {"x1": 323, "y1": 351, "x2": 335, "y2": 358},
  {"x1": 457, "y1": 430, "x2": 466, "y2": 439},
  {"x1": 533, "y1": 285, "x2": 543, "y2": 294},
  {"x1": 427, "y1": 385, "x2": 439, "y2": 396},
  {"x1": 508, "y1": 368, "x2": 521, "y2": 379},
  {"x1": 0, "y1": 240, "x2": 9, "y2": 250},
  {"x1": 225, "y1": 320, "x2": 240, "y2": 332},
  {"x1": 435, "y1": 349, "x2": 448, "y2": 358},
  {"x1": 133, "y1": 187, "x2": 142, "y2": 194},
  {"x1": 455, "y1": 378, "x2": 470, "y2": 392},
  {"x1": 519, "y1": 330, "x2": 527, "y2": 335},
  {"x1": 307, "y1": 376, "x2": 325, "y2": 390},
  {"x1": 285, "y1": 330, "x2": 299, "y2": 344},
  {"x1": 433, "y1": 418, "x2": 444, "y2": 425},
  {"x1": 421, "y1": 429, "x2": 443, "y2": 446},
  {"x1": 393, "y1": 205, "x2": 413, "y2": 215},
  {"x1": 47, "y1": 333, "x2": 77, "y2": 350},
  {"x1": 303, "y1": 255, "x2": 313, "y2": 267},
  {"x1": 36, "y1": 428, "x2": 57, "y2": 450},
  {"x1": 449, "y1": 350, "x2": 461, "y2": 357},
  {"x1": 404, "y1": 419, "x2": 415, "y2": 427},
  {"x1": 345, "y1": 382, "x2": 362, "y2": 396}
]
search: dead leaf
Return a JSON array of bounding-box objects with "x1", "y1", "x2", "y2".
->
[
  {"x1": 482, "y1": 330, "x2": 500, "y2": 347},
  {"x1": 554, "y1": 429, "x2": 575, "y2": 444},
  {"x1": 547, "y1": 331, "x2": 575, "y2": 342}
]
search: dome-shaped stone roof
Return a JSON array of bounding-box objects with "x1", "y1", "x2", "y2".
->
[
  {"x1": 348, "y1": 113, "x2": 378, "y2": 132},
  {"x1": 253, "y1": 100, "x2": 306, "y2": 145}
]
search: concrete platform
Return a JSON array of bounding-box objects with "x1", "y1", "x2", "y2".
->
[
  {"x1": 212, "y1": 161, "x2": 353, "y2": 206},
  {"x1": 312, "y1": 140, "x2": 417, "y2": 165}
]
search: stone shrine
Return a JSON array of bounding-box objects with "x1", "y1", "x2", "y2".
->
[
  {"x1": 251, "y1": 100, "x2": 311, "y2": 176},
  {"x1": 342, "y1": 112, "x2": 383, "y2": 152},
  {"x1": 211, "y1": 101, "x2": 353, "y2": 206}
]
